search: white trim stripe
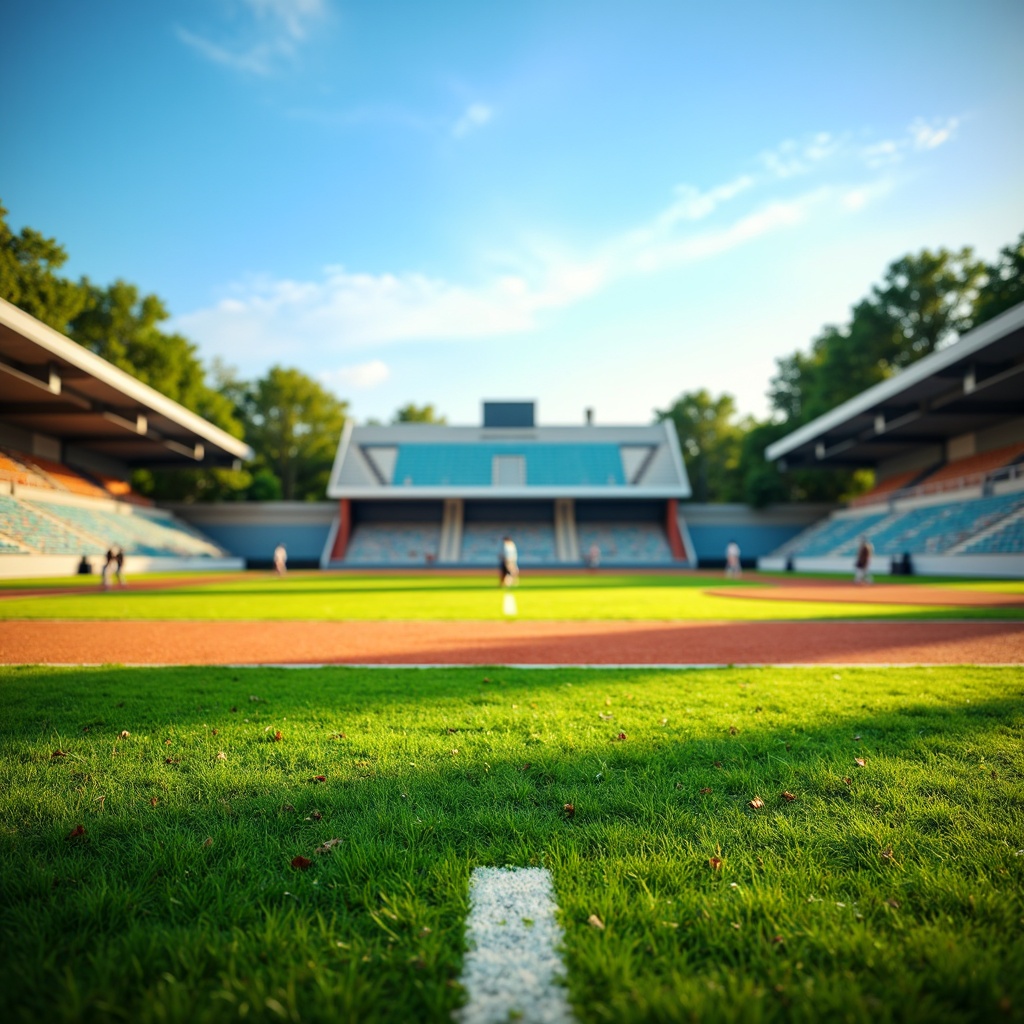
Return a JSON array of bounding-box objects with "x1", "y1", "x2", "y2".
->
[{"x1": 455, "y1": 867, "x2": 574, "y2": 1024}]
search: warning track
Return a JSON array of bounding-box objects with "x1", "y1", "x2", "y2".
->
[{"x1": 2, "y1": 618, "x2": 1022, "y2": 666}]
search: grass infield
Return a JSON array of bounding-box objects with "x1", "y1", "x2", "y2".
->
[
  {"x1": 1, "y1": 572, "x2": 1023, "y2": 621},
  {"x1": 2, "y1": 664, "x2": 1022, "y2": 1023}
]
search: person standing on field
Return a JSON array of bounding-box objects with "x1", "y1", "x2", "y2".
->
[
  {"x1": 854, "y1": 535, "x2": 874, "y2": 584},
  {"x1": 725, "y1": 540, "x2": 741, "y2": 578},
  {"x1": 273, "y1": 543, "x2": 288, "y2": 576},
  {"x1": 499, "y1": 535, "x2": 519, "y2": 586}
]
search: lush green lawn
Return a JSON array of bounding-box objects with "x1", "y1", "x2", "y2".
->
[
  {"x1": 1, "y1": 572, "x2": 1022, "y2": 621},
  {"x1": 2, "y1": 664, "x2": 1022, "y2": 1023}
]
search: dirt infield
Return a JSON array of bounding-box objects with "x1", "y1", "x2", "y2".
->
[
  {"x1": 2, "y1": 618, "x2": 1021, "y2": 665},
  {"x1": 705, "y1": 583, "x2": 1024, "y2": 607}
]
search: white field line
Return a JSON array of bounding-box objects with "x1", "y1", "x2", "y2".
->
[{"x1": 455, "y1": 867, "x2": 574, "y2": 1024}]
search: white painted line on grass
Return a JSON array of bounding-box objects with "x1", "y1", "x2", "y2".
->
[{"x1": 455, "y1": 867, "x2": 573, "y2": 1024}]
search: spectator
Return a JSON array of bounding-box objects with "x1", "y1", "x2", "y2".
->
[
  {"x1": 725, "y1": 539, "x2": 742, "y2": 578},
  {"x1": 854, "y1": 535, "x2": 874, "y2": 584}
]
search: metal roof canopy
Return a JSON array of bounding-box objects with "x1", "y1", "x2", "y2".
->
[
  {"x1": 0, "y1": 298, "x2": 252, "y2": 467},
  {"x1": 765, "y1": 300, "x2": 1024, "y2": 469}
]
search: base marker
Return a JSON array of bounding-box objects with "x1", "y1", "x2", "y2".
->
[{"x1": 455, "y1": 867, "x2": 573, "y2": 1024}]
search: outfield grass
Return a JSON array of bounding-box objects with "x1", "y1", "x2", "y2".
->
[
  {"x1": 2, "y1": 664, "x2": 1022, "y2": 1023},
  {"x1": 1, "y1": 572, "x2": 1022, "y2": 621}
]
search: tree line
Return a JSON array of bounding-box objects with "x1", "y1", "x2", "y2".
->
[
  {"x1": 657, "y1": 231, "x2": 1024, "y2": 506},
  {"x1": 0, "y1": 203, "x2": 450, "y2": 501}
]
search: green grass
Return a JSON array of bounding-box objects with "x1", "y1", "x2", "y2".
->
[
  {"x1": 1, "y1": 572, "x2": 1022, "y2": 621},
  {"x1": 2, "y1": 664, "x2": 1023, "y2": 1023}
]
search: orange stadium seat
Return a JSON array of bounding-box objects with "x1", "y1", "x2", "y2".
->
[{"x1": 920, "y1": 443, "x2": 1024, "y2": 488}]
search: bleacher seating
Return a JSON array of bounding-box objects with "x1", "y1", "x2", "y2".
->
[
  {"x1": 783, "y1": 513, "x2": 889, "y2": 557},
  {"x1": 849, "y1": 469, "x2": 927, "y2": 507},
  {"x1": 917, "y1": 443, "x2": 1024, "y2": 489},
  {"x1": 0, "y1": 495, "x2": 105, "y2": 555},
  {"x1": 575, "y1": 522, "x2": 672, "y2": 564},
  {"x1": 391, "y1": 444, "x2": 625, "y2": 487},
  {"x1": 460, "y1": 523, "x2": 557, "y2": 564},
  {"x1": 963, "y1": 514, "x2": 1024, "y2": 554},
  {"x1": 0, "y1": 449, "x2": 53, "y2": 490},
  {"x1": 23, "y1": 501, "x2": 225, "y2": 557},
  {"x1": 777, "y1": 492, "x2": 1024, "y2": 560},
  {"x1": 839, "y1": 493, "x2": 1024, "y2": 555},
  {"x1": 344, "y1": 524, "x2": 441, "y2": 565}
]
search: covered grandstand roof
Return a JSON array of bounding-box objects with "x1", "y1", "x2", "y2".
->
[
  {"x1": 326, "y1": 419, "x2": 691, "y2": 499},
  {"x1": 765, "y1": 300, "x2": 1024, "y2": 468},
  {"x1": 0, "y1": 298, "x2": 252, "y2": 467}
]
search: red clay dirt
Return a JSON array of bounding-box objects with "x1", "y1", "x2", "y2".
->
[
  {"x1": 1, "y1": 618, "x2": 1021, "y2": 665},
  {"x1": 704, "y1": 584, "x2": 1024, "y2": 607}
]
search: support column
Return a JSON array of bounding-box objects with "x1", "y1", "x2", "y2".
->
[
  {"x1": 665, "y1": 499, "x2": 686, "y2": 561},
  {"x1": 329, "y1": 499, "x2": 352, "y2": 562}
]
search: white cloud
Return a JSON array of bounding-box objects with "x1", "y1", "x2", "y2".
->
[
  {"x1": 320, "y1": 360, "x2": 391, "y2": 391},
  {"x1": 177, "y1": 0, "x2": 326, "y2": 75},
  {"x1": 177, "y1": 119, "x2": 959, "y2": 370},
  {"x1": 910, "y1": 116, "x2": 959, "y2": 150},
  {"x1": 760, "y1": 132, "x2": 843, "y2": 178},
  {"x1": 452, "y1": 103, "x2": 494, "y2": 138}
]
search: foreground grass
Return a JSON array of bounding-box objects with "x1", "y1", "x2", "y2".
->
[
  {"x1": 1, "y1": 665, "x2": 1023, "y2": 1023},
  {"x1": 1, "y1": 572, "x2": 1022, "y2": 621}
]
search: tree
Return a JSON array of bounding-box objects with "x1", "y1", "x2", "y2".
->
[
  {"x1": 769, "y1": 247, "x2": 984, "y2": 426},
  {"x1": 655, "y1": 390, "x2": 743, "y2": 502},
  {"x1": 0, "y1": 202, "x2": 88, "y2": 331},
  {"x1": 392, "y1": 403, "x2": 447, "y2": 424},
  {"x1": 973, "y1": 232, "x2": 1024, "y2": 327},
  {"x1": 236, "y1": 367, "x2": 348, "y2": 501}
]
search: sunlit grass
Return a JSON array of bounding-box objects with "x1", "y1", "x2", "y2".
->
[
  {"x1": 1, "y1": 572, "x2": 1021, "y2": 621},
  {"x1": 2, "y1": 664, "x2": 1022, "y2": 1023}
]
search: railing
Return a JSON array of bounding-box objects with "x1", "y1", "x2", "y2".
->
[{"x1": 851, "y1": 461, "x2": 1024, "y2": 508}]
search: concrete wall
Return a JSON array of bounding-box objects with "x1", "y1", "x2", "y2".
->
[
  {"x1": 0, "y1": 555, "x2": 243, "y2": 579},
  {"x1": 165, "y1": 501, "x2": 336, "y2": 567},
  {"x1": 681, "y1": 503, "x2": 836, "y2": 565},
  {"x1": 759, "y1": 553, "x2": 1024, "y2": 579}
]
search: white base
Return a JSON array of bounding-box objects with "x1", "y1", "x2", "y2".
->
[{"x1": 0, "y1": 555, "x2": 245, "y2": 579}]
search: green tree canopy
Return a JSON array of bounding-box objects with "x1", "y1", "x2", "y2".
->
[
  {"x1": 973, "y1": 232, "x2": 1024, "y2": 327},
  {"x1": 392, "y1": 402, "x2": 447, "y2": 424},
  {"x1": 655, "y1": 390, "x2": 743, "y2": 503},
  {"x1": 0, "y1": 202, "x2": 88, "y2": 331},
  {"x1": 235, "y1": 366, "x2": 348, "y2": 501}
]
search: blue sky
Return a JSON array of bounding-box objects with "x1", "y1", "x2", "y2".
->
[{"x1": 2, "y1": 0, "x2": 1023, "y2": 425}]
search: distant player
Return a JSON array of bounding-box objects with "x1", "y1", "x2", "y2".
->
[
  {"x1": 725, "y1": 540, "x2": 741, "y2": 578},
  {"x1": 499, "y1": 535, "x2": 519, "y2": 587},
  {"x1": 273, "y1": 543, "x2": 288, "y2": 576},
  {"x1": 854, "y1": 535, "x2": 873, "y2": 584},
  {"x1": 585, "y1": 542, "x2": 601, "y2": 570},
  {"x1": 113, "y1": 546, "x2": 126, "y2": 588},
  {"x1": 101, "y1": 546, "x2": 116, "y2": 590}
]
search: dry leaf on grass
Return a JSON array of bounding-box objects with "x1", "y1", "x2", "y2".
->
[
  {"x1": 781, "y1": 791, "x2": 796, "y2": 802},
  {"x1": 587, "y1": 914, "x2": 605, "y2": 929},
  {"x1": 700, "y1": 787, "x2": 713, "y2": 795},
  {"x1": 164, "y1": 758, "x2": 180, "y2": 765},
  {"x1": 290, "y1": 855, "x2": 312, "y2": 871},
  {"x1": 564, "y1": 803, "x2": 575, "y2": 818},
  {"x1": 611, "y1": 732, "x2": 627, "y2": 742},
  {"x1": 119, "y1": 731, "x2": 130, "y2": 739},
  {"x1": 211, "y1": 729, "x2": 218, "y2": 735},
  {"x1": 708, "y1": 856, "x2": 722, "y2": 870},
  {"x1": 520, "y1": 763, "x2": 531, "y2": 771},
  {"x1": 881, "y1": 847, "x2": 895, "y2": 861},
  {"x1": 203, "y1": 837, "x2": 213, "y2": 847},
  {"x1": 729, "y1": 726, "x2": 738, "y2": 735},
  {"x1": 598, "y1": 713, "x2": 613, "y2": 721},
  {"x1": 749, "y1": 797, "x2": 765, "y2": 810},
  {"x1": 311, "y1": 775, "x2": 327, "y2": 783},
  {"x1": 329, "y1": 732, "x2": 347, "y2": 740},
  {"x1": 150, "y1": 797, "x2": 158, "y2": 807},
  {"x1": 271, "y1": 731, "x2": 283, "y2": 743},
  {"x1": 216, "y1": 752, "x2": 227, "y2": 761},
  {"x1": 51, "y1": 750, "x2": 67, "y2": 759},
  {"x1": 308, "y1": 811, "x2": 322, "y2": 822},
  {"x1": 886, "y1": 898, "x2": 901, "y2": 909},
  {"x1": 854, "y1": 757, "x2": 867, "y2": 768},
  {"x1": 67, "y1": 825, "x2": 86, "y2": 839},
  {"x1": 315, "y1": 839, "x2": 344, "y2": 855},
  {"x1": 843, "y1": 777, "x2": 853, "y2": 786}
]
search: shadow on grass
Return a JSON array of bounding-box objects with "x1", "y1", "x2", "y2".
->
[{"x1": 1, "y1": 665, "x2": 1022, "y2": 1024}]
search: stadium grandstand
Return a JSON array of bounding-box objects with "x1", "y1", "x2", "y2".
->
[
  {"x1": 322, "y1": 401, "x2": 697, "y2": 568},
  {"x1": 760, "y1": 300, "x2": 1024, "y2": 578},
  {"x1": 0, "y1": 297, "x2": 251, "y2": 577}
]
